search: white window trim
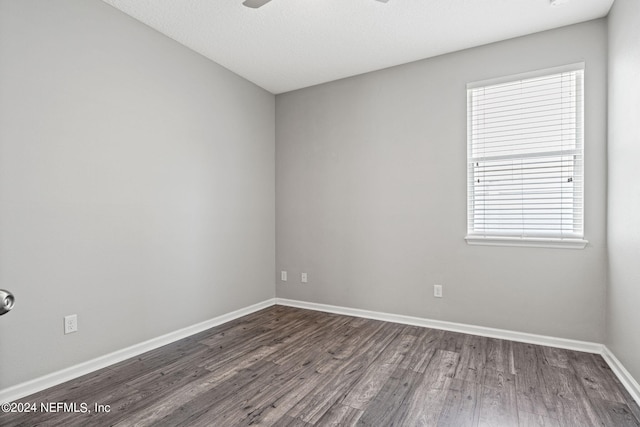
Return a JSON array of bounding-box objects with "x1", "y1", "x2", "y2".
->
[
  {"x1": 465, "y1": 63, "x2": 586, "y2": 249},
  {"x1": 465, "y1": 235, "x2": 588, "y2": 249},
  {"x1": 466, "y1": 62, "x2": 585, "y2": 90}
]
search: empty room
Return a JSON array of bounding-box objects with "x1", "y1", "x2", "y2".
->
[{"x1": 0, "y1": 0, "x2": 639, "y2": 425}]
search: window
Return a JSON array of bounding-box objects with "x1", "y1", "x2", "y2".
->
[{"x1": 466, "y1": 64, "x2": 587, "y2": 248}]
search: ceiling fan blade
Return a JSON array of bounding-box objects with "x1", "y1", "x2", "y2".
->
[{"x1": 243, "y1": 0, "x2": 273, "y2": 8}]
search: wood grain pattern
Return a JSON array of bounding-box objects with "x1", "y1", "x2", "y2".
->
[
  {"x1": 477, "y1": 383, "x2": 518, "y2": 427},
  {"x1": 1, "y1": 305, "x2": 638, "y2": 427},
  {"x1": 518, "y1": 410, "x2": 561, "y2": 427},
  {"x1": 355, "y1": 366, "x2": 422, "y2": 426},
  {"x1": 437, "y1": 379, "x2": 481, "y2": 427}
]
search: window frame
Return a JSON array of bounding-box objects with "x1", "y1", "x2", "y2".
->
[{"x1": 465, "y1": 63, "x2": 588, "y2": 249}]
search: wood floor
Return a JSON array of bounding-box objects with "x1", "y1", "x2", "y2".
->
[{"x1": 2, "y1": 305, "x2": 639, "y2": 426}]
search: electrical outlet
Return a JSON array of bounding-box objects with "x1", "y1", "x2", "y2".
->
[
  {"x1": 281, "y1": 271, "x2": 287, "y2": 281},
  {"x1": 64, "y1": 314, "x2": 78, "y2": 334},
  {"x1": 301, "y1": 273, "x2": 308, "y2": 283},
  {"x1": 434, "y1": 285, "x2": 443, "y2": 298}
]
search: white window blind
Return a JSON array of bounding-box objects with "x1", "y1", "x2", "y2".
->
[{"x1": 466, "y1": 64, "x2": 584, "y2": 245}]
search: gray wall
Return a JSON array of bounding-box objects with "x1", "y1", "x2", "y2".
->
[
  {"x1": 0, "y1": 0, "x2": 275, "y2": 389},
  {"x1": 607, "y1": 0, "x2": 640, "y2": 383},
  {"x1": 1, "y1": 0, "x2": 625, "y2": 393},
  {"x1": 276, "y1": 20, "x2": 608, "y2": 342}
]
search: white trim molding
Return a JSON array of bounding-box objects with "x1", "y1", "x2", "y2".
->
[
  {"x1": 0, "y1": 298, "x2": 276, "y2": 404},
  {"x1": 467, "y1": 62, "x2": 586, "y2": 90},
  {"x1": 276, "y1": 298, "x2": 602, "y2": 353},
  {"x1": 465, "y1": 235, "x2": 589, "y2": 249},
  {"x1": 3, "y1": 297, "x2": 638, "y2": 409},
  {"x1": 602, "y1": 346, "x2": 640, "y2": 405},
  {"x1": 277, "y1": 298, "x2": 640, "y2": 406}
]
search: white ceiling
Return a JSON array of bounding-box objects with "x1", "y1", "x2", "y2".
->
[{"x1": 101, "y1": 0, "x2": 614, "y2": 94}]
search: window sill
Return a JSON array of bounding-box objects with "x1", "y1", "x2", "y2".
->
[{"x1": 465, "y1": 235, "x2": 588, "y2": 249}]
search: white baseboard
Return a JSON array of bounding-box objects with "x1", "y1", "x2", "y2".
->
[
  {"x1": 0, "y1": 298, "x2": 276, "y2": 404},
  {"x1": 277, "y1": 298, "x2": 640, "y2": 406},
  {"x1": 276, "y1": 298, "x2": 603, "y2": 354},
  {"x1": 3, "y1": 297, "x2": 638, "y2": 409},
  {"x1": 602, "y1": 346, "x2": 640, "y2": 405}
]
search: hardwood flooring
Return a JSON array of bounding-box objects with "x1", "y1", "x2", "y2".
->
[{"x1": 2, "y1": 305, "x2": 639, "y2": 426}]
